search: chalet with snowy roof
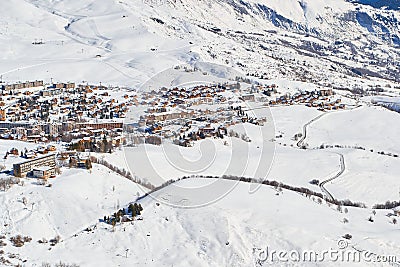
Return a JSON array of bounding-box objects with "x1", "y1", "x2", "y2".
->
[{"x1": 241, "y1": 94, "x2": 255, "y2": 102}]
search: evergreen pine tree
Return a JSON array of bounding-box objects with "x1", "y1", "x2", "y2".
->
[{"x1": 85, "y1": 159, "x2": 92, "y2": 169}]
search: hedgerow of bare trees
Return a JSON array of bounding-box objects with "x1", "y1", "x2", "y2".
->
[
  {"x1": 138, "y1": 175, "x2": 367, "y2": 209},
  {"x1": 89, "y1": 156, "x2": 154, "y2": 189},
  {"x1": 41, "y1": 262, "x2": 80, "y2": 267}
]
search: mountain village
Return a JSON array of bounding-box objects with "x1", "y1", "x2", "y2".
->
[{"x1": 0, "y1": 78, "x2": 355, "y2": 183}]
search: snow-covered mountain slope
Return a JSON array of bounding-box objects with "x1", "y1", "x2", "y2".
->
[
  {"x1": 4, "y1": 178, "x2": 398, "y2": 266},
  {"x1": 0, "y1": 163, "x2": 147, "y2": 266},
  {"x1": 0, "y1": 0, "x2": 398, "y2": 88},
  {"x1": 0, "y1": 165, "x2": 146, "y2": 239}
]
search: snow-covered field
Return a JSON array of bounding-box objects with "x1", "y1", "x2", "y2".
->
[
  {"x1": 0, "y1": 164, "x2": 146, "y2": 265},
  {"x1": 306, "y1": 105, "x2": 400, "y2": 155},
  {"x1": 1, "y1": 165, "x2": 146, "y2": 236},
  {"x1": 322, "y1": 148, "x2": 400, "y2": 206},
  {"x1": 2, "y1": 178, "x2": 398, "y2": 266},
  {"x1": 271, "y1": 104, "x2": 323, "y2": 144}
]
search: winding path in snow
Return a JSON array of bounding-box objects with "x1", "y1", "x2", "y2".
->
[
  {"x1": 319, "y1": 153, "x2": 345, "y2": 201},
  {"x1": 295, "y1": 105, "x2": 363, "y2": 200},
  {"x1": 296, "y1": 104, "x2": 363, "y2": 149},
  {"x1": 295, "y1": 111, "x2": 344, "y2": 201},
  {"x1": 296, "y1": 112, "x2": 326, "y2": 148}
]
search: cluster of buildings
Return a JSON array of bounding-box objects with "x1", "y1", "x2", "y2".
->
[
  {"x1": 137, "y1": 83, "x2": 239, "y2": 107},
  {"x1": 68, "y1": 128, "x2": 123, "y2": 153},
  {"x1": 268, "y1": 89, "x2": 346, "y2": 111},
  {"x1": 11, "y1": 145, "x2": 93, "y2": 179},
  {"x1": 12, "y1": 150, "x2": 90, "y2": 179},
  {"x1": 5, "y1": 145, "x2": 56, "y2": 160},
  {"x1": 0, "y1": 80, "x2": 44, "y2": 91},
  {"x1": 3, "y1": 79, "x2": 346, "y2": 180},
  {"x1": 13, "y1": 153, "x2": 56, "y2": 179},
  {"x1": 7, "y1": 144, "x2": 58, "y2": 179},
  {"x1": 129, "y1": 83, "x2": 266, "y2": 147},
  {"x1": 0, "y1": 81, "x2": 133, "y2": 146},
  {"x1": 1, "y1": 84, "x2": 132, "y2": 123},
  {"x1": 0, "y1": 80, "x2": 133, "y2": 180}
]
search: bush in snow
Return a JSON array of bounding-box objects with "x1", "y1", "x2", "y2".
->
[
  {"x1": 343, "y1": 234, "x2": 352, "y2": 240},
  {"x1": 10, "y1": 235, "x2": 31, "y2": 247}
]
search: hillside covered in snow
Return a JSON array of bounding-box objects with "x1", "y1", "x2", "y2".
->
[{"x1": 0, "y1": 0, "x2": 399, "y2": 88}]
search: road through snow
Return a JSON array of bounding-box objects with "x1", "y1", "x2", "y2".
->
[
  {"x1": 319, "y1": 153, "x2": 345, "y2": 201},
  {"x1": 295, "y1": 112, "x2": 345, "y2": 201}
]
